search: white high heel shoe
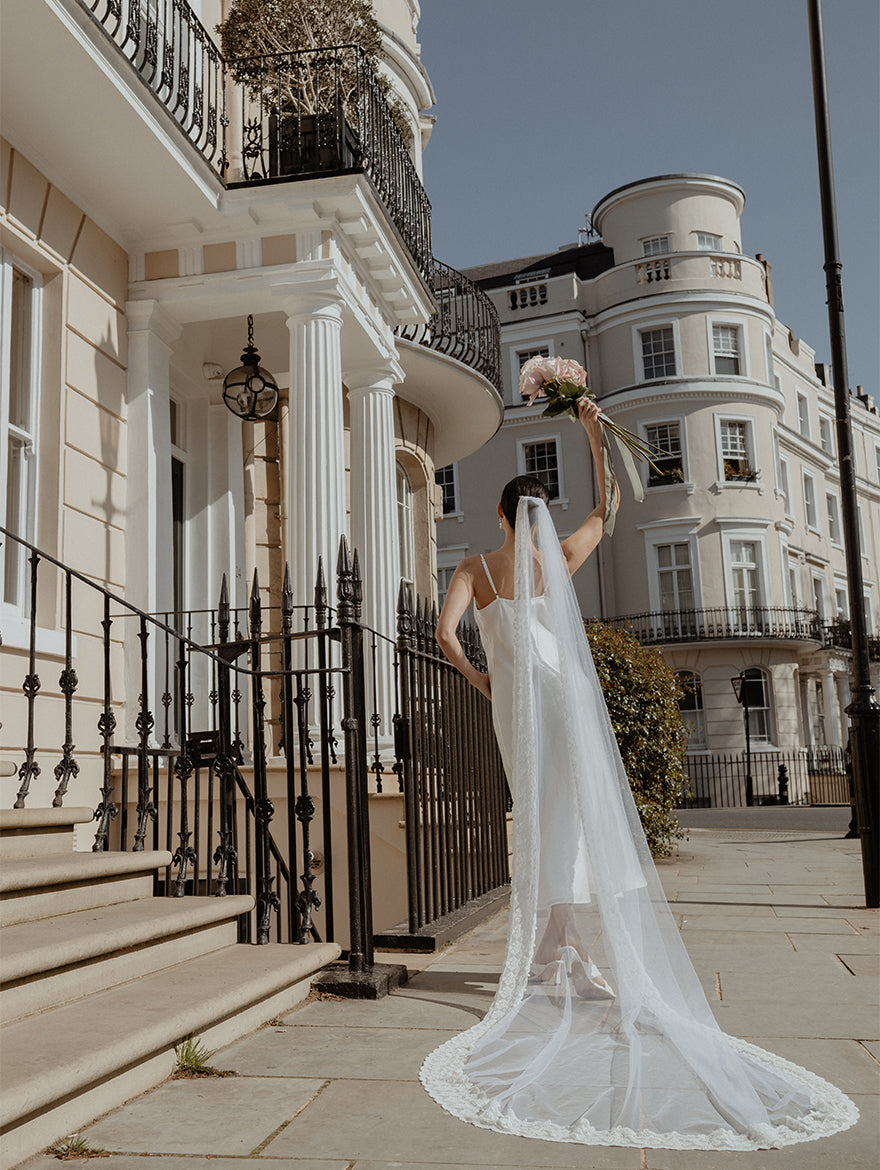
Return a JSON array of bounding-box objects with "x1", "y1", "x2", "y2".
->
[{"x1": 539, "y1": 946, "x2": 616, "y2": 1003}]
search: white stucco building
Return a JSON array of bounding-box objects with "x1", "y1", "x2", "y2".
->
[
  {"x1": 438, "y1": 174, "x2": 880, "y2": 786},
  {"x1": 1, "y1": 0, "x2": 503, "y2": 809}
]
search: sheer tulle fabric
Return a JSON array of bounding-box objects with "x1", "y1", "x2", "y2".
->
[{"x1": 420, "y1": 496, "x2": 858, "y2": 1150}]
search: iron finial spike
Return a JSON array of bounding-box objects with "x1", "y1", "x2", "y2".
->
[
  {"x1": 397, "y1": 577, "x2": 408, "y2": 614},
  {"x1": 336, "y1": 534, "x2": 351, "y2": 577}
]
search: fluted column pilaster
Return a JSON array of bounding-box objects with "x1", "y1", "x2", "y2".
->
[
  {"x1": 348, "y1": 369, "x2": 402, "y2": 739},
  {"x1": 284, "y1": 300, "x2": 347, "y2": 611}
]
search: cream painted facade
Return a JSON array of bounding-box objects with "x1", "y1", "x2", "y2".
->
[
  {"x1": 0, "y1": 1, "x2": 503, "y2": 822},
  {"x1": 439, "y1": 174, "x2": 880, "y2": 760}
]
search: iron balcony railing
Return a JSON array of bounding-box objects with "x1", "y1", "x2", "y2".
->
[
  {"x1": 609, "y1": 607, "x2": 824, "y2": 646},
  {"x1": 230, "y1": 44, "x2": 432, "y2": 281},
  {"x1": 396, "y1": 259, "x2": 503, "y2": 394},
  {"x1": 78, "y1": 6, "x2": 432, "y2": 281},
  {"x1": 823, "y1": 618, "x2": 880, "y2": 661},
  {"x1": 80, "y1": 0, "x2": 227, "y2": 169}
]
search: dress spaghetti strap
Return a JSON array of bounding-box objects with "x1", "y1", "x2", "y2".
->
[{"x1": 479, "y1": 554, "x2": 499, "y2": 598}]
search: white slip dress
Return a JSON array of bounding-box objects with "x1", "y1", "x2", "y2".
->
[{"x1": 419, "y1": 496, "x2": 858, "y2": 1151}]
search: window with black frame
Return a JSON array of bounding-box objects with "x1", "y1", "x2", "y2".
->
[{"x1": 644, "y1": 422, "x2": 684, "y2": 486}]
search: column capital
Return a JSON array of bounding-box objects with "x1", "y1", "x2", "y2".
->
[
  {"x1": 276, "y1": 284, "x2": 346, "y2": 327},
  {"x1": 345, "y1": 361, "x2": 405, "y2": 396},
  {"x1": 125, "y1": 299, "x2": 182, "y2": 350}
]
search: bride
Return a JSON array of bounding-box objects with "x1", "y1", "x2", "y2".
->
[{"x1": 419, "y1": 399, "x2": 857, "y2": 1150}]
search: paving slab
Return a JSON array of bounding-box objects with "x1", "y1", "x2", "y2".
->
[
  {"x1": 25, "y1": 1161, "x2": 348, "y2": 1170},
  {"x1": 645, "y1": 1094, "x2": 877, "y2": 1169},
  {"x1": 710, "y1": 1000, "x2": 879, "y2": 1041},
  {"x1": 736, "y1": 1037, "x2": 880, "y2": 1094},
  {"x1": 81, "y1": 1075, "x2": 325, "y2": 1155},
  {"x1": 262, "y1": 1078, "x2": 643, "y2": 1168},
  {"x1": 682, "y1": 915, "x2": 858, "y2": 934},
  {"x1": 785, "y1": 931, "x2": 879, "y2": 953},
  {"x1": 283, "y1": 993, "x2": 484, "y2": 1030},
  {"x1": 220, "y1": 1023, "x2": 457, "y2": 1079},
  {"x1": 719, "y1": 971, "x2": 878, "y2": 1006}
]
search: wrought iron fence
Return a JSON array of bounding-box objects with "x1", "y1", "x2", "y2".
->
[
  {"x1": 1, "y1": 524, "x2": 508, "y2": 948},
  {"x1": 394, "y1": 585, "x2": 510, "y2": 933},
  {"x1": 396, "y1": 259, "x2": 503, "y2": 394},
  {"x1": 610, "y1": 607, "x2": 823, "y2": 646},
  {"x1": 0, "y1": 525, "x2": 375, "y2": 967},
  {"x1": 680, "y1": 746, "x2": 849, "y2": 809},
  {"x1": 79, "y1": 0, "x2": 226, "y2": 171},
  {"x1": 230, "y1": 44, "x2": 432, "y2": 282}
]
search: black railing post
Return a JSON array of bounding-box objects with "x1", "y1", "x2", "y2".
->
[
  {"x1": 132, "y1": 616, "x2": 156, "y2": 849},
  {"x1": 93, "y1": 593, "x2": 118, "y2": 849},
  {"x1": 52, "y1": 570, "x2": 80, "y2": 806},
  {"x1": 395, "y1": 580, "x2": 419, "y2": 934},
  {"x1": 280, "y1": 564, "x2": 303, "y2": 943},
  {"x1": 213, "y1": 575, "x2": 238, "y2": 900},
  {"x1": 172, "y1": 634, "x2": 196, "y2": 896},
  {"x1": 14, "y1": 551, "x2": 42, "y2": 808},
  {"x1": 314, "y1": 557, "x2": 336, "y2": 941},
  {"x1": 336, "y1": 535, "x2": 371, "y2": 973},
  {"x1": 249, "y1": 569, "x2": 279, "y2": 944}
]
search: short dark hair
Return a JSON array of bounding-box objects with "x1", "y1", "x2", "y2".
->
[{"x1": 500, "y1": 475, "x2": 550, "y2": 530}]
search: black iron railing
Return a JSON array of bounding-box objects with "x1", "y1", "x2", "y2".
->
[
  {"x1": 394, "y1": 585, "x2": 509, "y2": 933},
  {"x1": 78, "y1": 8, "x2": 433, "y2": 282},
  {"x1": 231, "y1": 44, "x2": 432, "y2": 281},
  {"x1": 1, "y1": 523, "x2": 509, "y2": 947},
  {"x1": 823, "y1": 618, "x2": 880, "y2": 661},
  {"x1": 80, "y1": 0, "x2": 226, "y2": 171},
  {"x1": 396, "y1": 259, "x2": 503, "y2": 393},
  {"x1": 0, "y1": 524, "x2": 374, "y2": 965},
  {"x1": 681, "y1": 746, "x2": 849, "y2": 808},
  {"x1": 610, "y1": 607, "x2": 823, "y2": 646}
]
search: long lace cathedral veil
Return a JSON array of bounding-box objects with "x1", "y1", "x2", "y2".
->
[{"x1": 420, "y1": 496, "x2": 857, "y2": 1150}]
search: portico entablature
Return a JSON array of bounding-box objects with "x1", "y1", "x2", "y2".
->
[{"x1": 128, "y1": 173, "x2": 434, "y2": 330}]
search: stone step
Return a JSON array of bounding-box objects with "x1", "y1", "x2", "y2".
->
[
  {"x1": 0, "y1": 850, "x2": 172, "y2": 926},
  {"x1": 1, "y1": 894, "x2": 255, "y2": 1023},
  {"x1": 0, "y1": 806, "x2": 94, "y2": 860},
  {"x1": 0, "y1": 939, "x2": 341, "y2": 1169}
]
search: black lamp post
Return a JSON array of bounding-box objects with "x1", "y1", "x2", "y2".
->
[
  {"x1": 809, "y1": 0, "x2": 879, "y2": 907},
  {"x1": 731, "y1": 673, "x2": 754, "y2": 808},
  {"x1": 222, "y1": 315, "x2": 279, "y2": 421}
]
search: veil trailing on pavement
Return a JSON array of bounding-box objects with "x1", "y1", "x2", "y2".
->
[{"x1": 420, "y1": 496, "x2": 857, "y2": 1150}]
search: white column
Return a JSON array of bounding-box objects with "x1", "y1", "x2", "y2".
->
[
  {"x1": 284, "y1": 298, "x2": 347, "y2": 610},
  {"x1": 835, "y1": 673, "x2": 852, "y2": 746},
  {"x1": 347, "y1": 367, "x2": 403, "y2": 740},
  {"x1": 822, "y1": 670, "x2": 842, "y2": 747},
  {"x1": 206, "y1": 403, "x2": 246, "y2": 611},
  {"x1": 124, "y1": 300, "x2": 181, "y2": 738}
]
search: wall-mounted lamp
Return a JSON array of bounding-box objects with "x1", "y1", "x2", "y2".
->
[{"x1": 222, "y1": 315, "x2": 279, "y2": 420}]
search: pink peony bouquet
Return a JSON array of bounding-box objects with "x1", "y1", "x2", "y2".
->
[{"x1": 518, "y1": 356, "x2": 667, "y2": 533}]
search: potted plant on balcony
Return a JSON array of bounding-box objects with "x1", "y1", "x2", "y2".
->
[{"x1": 218, "y1": 0, "x2": 413, "y2": 179}]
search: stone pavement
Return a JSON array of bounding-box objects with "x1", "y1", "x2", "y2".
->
[{"x1": 21, "y1": 821, "x2": 879, "y2": 1170}]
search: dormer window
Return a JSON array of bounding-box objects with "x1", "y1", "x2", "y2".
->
[{"x1": 642, "y1": 236, "x2": 670, "y2": 257}]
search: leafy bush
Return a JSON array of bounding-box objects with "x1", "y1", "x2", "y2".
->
[{"x1": 585, "y1": 621, "x2": 689, "y2": 857}]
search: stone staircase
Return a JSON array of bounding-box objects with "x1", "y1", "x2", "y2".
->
[{"x1": 0, "y1": 807, "x2": 341, "y2": 1168}]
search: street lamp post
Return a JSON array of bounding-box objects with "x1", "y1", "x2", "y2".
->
[
  {"x1": 731, "y1": 674, "x2": 754, "y2": 808},
  {"x1": 808, "y1": 0, "x2": 880, "y2": 907}
]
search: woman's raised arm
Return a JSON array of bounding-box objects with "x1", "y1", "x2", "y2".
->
[{"x1": 560, "y1": 398, "x2": 619, "y2": 576}]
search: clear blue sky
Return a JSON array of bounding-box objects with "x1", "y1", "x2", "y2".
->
[{"x1": 417, "y1": 0, "x2": 879, "y2": 392}]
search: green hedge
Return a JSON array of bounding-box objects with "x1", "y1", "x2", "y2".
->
[{"x1": 585, "y1": 621, "x2": 689, "y2": 857}]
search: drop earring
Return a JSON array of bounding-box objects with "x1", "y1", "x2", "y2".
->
[{"x1": 499, "y1": 517, "x2": 504, "y2": 530}]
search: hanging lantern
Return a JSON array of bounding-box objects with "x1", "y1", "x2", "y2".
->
[{"x1": 222, "y1": 315, "x2": 279, "y2": 420}]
